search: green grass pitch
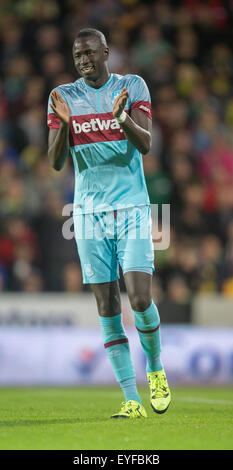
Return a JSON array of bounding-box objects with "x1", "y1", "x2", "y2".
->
[{"x1": 0, "y1": 386, "x2": 232, "y2": 450}]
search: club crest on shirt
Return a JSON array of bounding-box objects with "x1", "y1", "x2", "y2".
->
[
  {"x1": 112, "y1": 90, "x2": 121, "y2": 102},
  {"x1": 84, "y1": 264, "x2": 95, "y2": 278}
]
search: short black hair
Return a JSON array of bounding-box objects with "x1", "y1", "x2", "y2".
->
[{"x1": 74, "y1": 28, "x2": 107, "y2": 47}]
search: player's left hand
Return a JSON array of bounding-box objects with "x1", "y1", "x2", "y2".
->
[{"x1": 113, "y1": 88, "x2": 129, "y2": 118}]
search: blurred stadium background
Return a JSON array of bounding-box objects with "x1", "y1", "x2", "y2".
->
[{"x1": 0, "y1": 0, "x2": 233, "y2": 388}]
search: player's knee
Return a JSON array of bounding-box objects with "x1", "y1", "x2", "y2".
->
[
  {"x1": 130, "y1": 294, "x2": 151, "y2": 312},
  {"x1": 97, "y1": 297, "x2": 121, "y2": 316}
]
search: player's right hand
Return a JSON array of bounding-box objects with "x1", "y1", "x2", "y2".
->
[{"x1": 50, "y1": 90, "x2": 70, "y2": 125}]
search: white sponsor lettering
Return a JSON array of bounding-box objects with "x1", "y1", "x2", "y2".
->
[
  {"x1": 72, "y1": 117, "x2": 121, "y2": 134},
  {"x1": 82, "y1": 122, "x2": 91, "y2": 132},
  {"x1": 95, "y1": 118, "x2": 110, "y2": 131},
  {"x1": 89, "y1": 118, "x2": 98, "y2": 131}
]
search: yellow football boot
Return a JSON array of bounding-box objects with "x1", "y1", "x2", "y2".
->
[
  {"x1": 111, "y1": 400, "x2": 147, "y2": 419},
  {"x1": 147, "y1": 369, "x2": 171, "y2": 414}
]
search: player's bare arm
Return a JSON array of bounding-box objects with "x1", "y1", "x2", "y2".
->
[
  {"x1": 113, "y1": 87, "x2": 152, "y2": 155},
  {"x1": 48, "y1": 90, "x2": 70, "y2": 171}
]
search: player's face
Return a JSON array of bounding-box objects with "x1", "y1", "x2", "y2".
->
[{"x1": 73, "y1": 37, "x2": 109, "y2": 81}]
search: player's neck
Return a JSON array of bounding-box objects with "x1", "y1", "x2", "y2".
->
[{"x1": 83, "y1": 68, "x2": 111, "y2": 89}]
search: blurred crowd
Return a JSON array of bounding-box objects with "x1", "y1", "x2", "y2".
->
[{"x1": 0, "y1": 0, "x2": 233, "y2": 321}]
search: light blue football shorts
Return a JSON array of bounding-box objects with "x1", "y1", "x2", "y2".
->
[{"x1": 73, "y1": 205, "x2": 155, "y2": 284}]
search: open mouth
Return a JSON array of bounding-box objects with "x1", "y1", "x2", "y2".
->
[{"x1": 82, "y1": 65, "x2": 94, "y2": 73}]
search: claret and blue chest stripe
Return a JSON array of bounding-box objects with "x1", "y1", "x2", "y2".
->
[
  {"x1": 47, "y1": 73, "x2": 151, "y2": 213},
  {"x1": 69, "y1": 111, "x2": 128, "y2": 146}
]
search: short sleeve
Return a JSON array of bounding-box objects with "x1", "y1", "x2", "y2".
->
[
  {"x1": 47, "y1": 90, "x2": 61, "y2": 129},
  {"x1": 47, "y1": 87, "x2": 69, "y2": 129},
  {"x1": 128, "y1": 75, "x2": 152, "y2": 120}
]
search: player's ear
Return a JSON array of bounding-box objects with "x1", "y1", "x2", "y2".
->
[{"x1": 103, "y1": 47, "x2": 109, "y2": 61}]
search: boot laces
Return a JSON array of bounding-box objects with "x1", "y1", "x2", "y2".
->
[
  {"x1": 150, "y1": 374, "x2": 168, "y2": 399},
  {"x1": 120, "y1": 401, "x2": 140, "y2": 415}
]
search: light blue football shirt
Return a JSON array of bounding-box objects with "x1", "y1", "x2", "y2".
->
[{"x1": 47, "y1": 73, "x2": 152, "y2": 214}]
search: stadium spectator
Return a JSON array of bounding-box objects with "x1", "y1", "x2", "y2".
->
[{"x1": 63, "y1": 262, "x2": 83, "y2": 293}]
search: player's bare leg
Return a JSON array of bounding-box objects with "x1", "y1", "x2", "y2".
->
[
  {"x1": 124, "y1": 271, "x2": 171, "y2": 414},
  {"x1": 90, "y1": 280, "x2": 147, "y2": 418},
  {"x1": 90, "y1": 280, "x2": 121, "y2": 317},
  {"x1": 124, "y1": 271, "x2": 152, "y2": 312}
]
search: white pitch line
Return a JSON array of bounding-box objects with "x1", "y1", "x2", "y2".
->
[
  {"x1": 176, "y1": 396, "x2": 233, "y2": 406},
  {"x1": 93, "y1": 391, "x2": 233, "y2": 406}
]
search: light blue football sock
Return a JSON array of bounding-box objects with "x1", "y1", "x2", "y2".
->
[
  {"x1": 119, "y1": 377, "x2": 142, "y2": 404},
  {"x1": 99, "y1": 314, "x2": 142, "y2": 404},
  {"x1": 133, "y1": 300, "x2": 163, "y2": 373}
]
